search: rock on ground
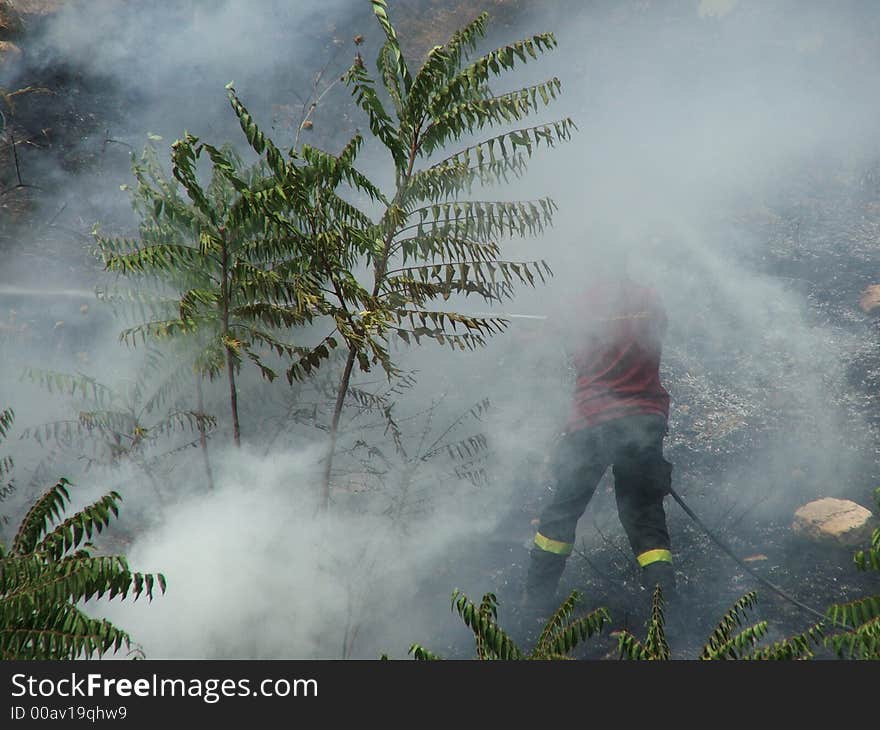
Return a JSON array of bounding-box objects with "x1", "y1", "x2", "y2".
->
[{"x1": 792, "y1": 497, "x2": 877, "y2": 547}]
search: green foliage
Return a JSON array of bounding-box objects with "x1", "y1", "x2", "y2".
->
[
  {"x1": 409, "y1": 588, "x2": 609, "y2": 660},
  {"x1": 366, "y1": 393, "x2": 495, "y2": 521},
  {"x1": 19, "y1": 360, "x2": 216, "y2": 497},
  {"x1": 745, "y1": 623, "x2": 826, "y2": 661},
  {"x1": 88, "y1": 1, "x2": 570, "y2": 508},
  {"x1": 616, "y1": 585, "x2": 672, "y2": 660},
  {"x1": 333, "y1": 0, "x2": 566, "y2": 361},
  {"x1": 698, "y1": 591, "x2": 771, "y2": 660},
  {"x1": 824, "y1": 487, "x2": 880, "y2": 659},
  {"x1": 615, "y1": 586, "x2": 670, "y2": 660},
  {"x1": 94, "y1": 137, "x2": 326, "y2": 446},
  {"x1": 226, "y1": 1, "x2": 571, "y2": 507},
  {"x1": 0, "y1": 409, "x2": 164, "y2": 659},
  {"x1": 405, "y1": 585, "x2": 834, "y2": 661},
  {"x1": 0, "y1": 406, "x2": 15, "y2": 524},
  {"x1": 224, "y1": 88, "x2": 379, "y2": 383},
  {"x1": 616, "y1": 587, "x2": 823, "y2": 661}
]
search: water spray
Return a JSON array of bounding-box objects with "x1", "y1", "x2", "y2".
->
[{"x1": 0, "y1": 285, "x2": 94, "y2": 299}]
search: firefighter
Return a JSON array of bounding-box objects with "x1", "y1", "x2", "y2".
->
[{"x1": 518, "y1": 249, "x2": 676, "y2": 621}]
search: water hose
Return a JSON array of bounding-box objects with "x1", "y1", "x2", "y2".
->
[{"x1": 668, "y1": 487, "x2": 831, "y2": 624}]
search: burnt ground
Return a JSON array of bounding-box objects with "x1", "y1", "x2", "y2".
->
[
  {"x1": 422, "y1": 425, "x2": 880, "y2": 661},
  {"x1": 2, "y1": 1, "x2": 880, "y2": 660},
  {"x1": 415, "y1": 175, "x2": 880, "y2": 659},
  {"x1": 416, "y1": 175, "x2": 880, "y2": 659}
]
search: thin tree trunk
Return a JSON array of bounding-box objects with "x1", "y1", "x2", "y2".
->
[
  {"x1": 226, "y1": 351, "x2": 241, "y2": 448},
  {"x1": 196, "y1": 375, "x2": 216, "y2": 491},
  {"x1": 220, "y1": 230, "x2": 241, "y2": 448},
  {"x1": 318, "y1": 147, "x2": 417, "y2": 510},
  {"x1": 321, "y1": 345, "x2": 357, "y2": 511}
]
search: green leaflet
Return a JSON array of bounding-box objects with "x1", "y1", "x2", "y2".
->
[
  {"x1": 823, "y1": 488, "x2": 880, "y2": 658},
  {"x1": 400, "y1": 588, "x2": 608, "y2": 660},
  {"x1": 19, "y1": 360, "x2": 218, "y2": 480},
  {"x1": 0, "y1": 459, "x2": 165, "y2": 660}
]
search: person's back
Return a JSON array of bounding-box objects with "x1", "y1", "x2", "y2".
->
[
  {"x1": 567, "y1": 277, "x2": 670, "y2": 431},
  {"x1": 517, "y1": 261, "x2": 677, "y2": 636}
]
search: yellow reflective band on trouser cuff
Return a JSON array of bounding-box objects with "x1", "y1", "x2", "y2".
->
[
  {"x1": 637, "y1": 549, "x2": 673, "y2": 567},
  {"x1": 533, "y1": 532, "x2": 573, "y2": 556}
]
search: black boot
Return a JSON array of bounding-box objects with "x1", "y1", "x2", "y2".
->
[
  {"x1": 640, "y1": 562, "x2": 693, "y2": 656},
  {"x1": 513, "y1": 549, "x2": 567, "y2": 642},
  {"x1": 640, "y1": 561, "x2": 676, "y2": 599}
]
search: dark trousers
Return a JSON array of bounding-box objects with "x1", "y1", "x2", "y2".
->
[{"x1": 526, "y1": 414, "x2": 674, "y2": 598}]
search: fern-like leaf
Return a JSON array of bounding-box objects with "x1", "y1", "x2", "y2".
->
[
  {"x1": 1, "y1": 479, "x2": 165, "y2": 659},
  {"x1": 699, "y1": 591, "x2": 759, "y2": 659}
]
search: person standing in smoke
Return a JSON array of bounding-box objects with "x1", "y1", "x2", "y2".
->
[{"x1": 518, "y1": 247, "x2": 676, "y2": 621}]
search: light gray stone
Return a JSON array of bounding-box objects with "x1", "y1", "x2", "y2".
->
[{"x1": 792, "y1": 497, "x2": 877, "y2": 547}]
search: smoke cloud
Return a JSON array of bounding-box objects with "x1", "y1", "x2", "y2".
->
[{"x1": 2, "y1": 0, "x2": 879, "y2": 658}]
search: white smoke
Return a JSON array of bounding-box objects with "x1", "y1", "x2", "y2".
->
[{"x1": 2, "y1": 0, "x2": 879, "y2": 658}]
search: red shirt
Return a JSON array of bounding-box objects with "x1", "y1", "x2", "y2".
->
[{"x1": 566, "y1": 279, "x2": 670, "y2": 431}]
